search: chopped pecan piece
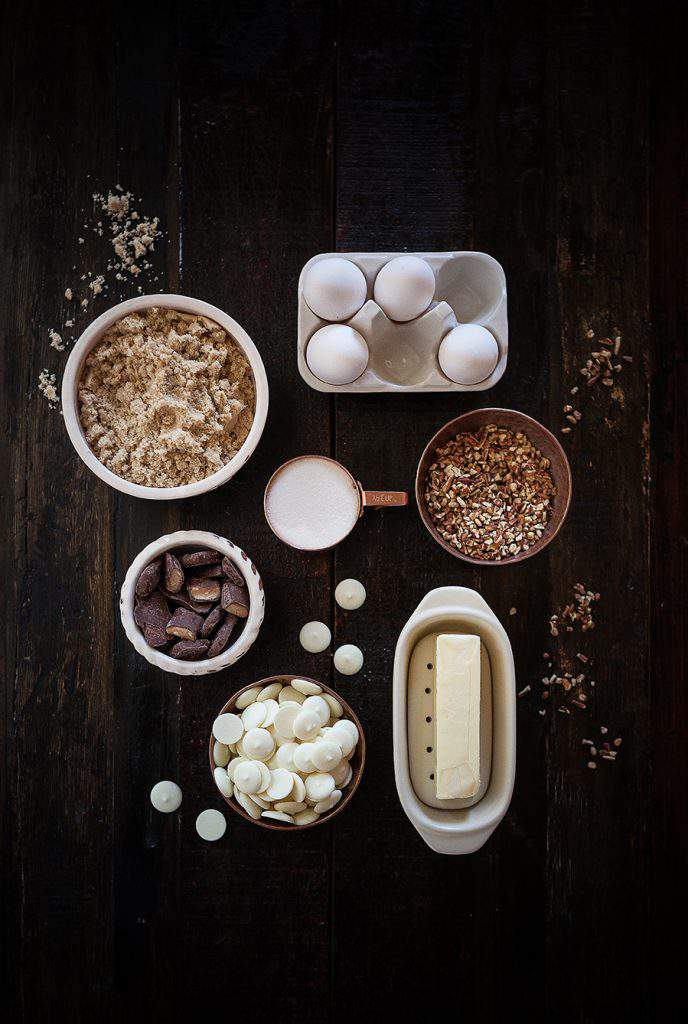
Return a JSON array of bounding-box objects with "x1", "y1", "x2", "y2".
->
[
  {"x1": 164, "y1": 552, "x2": 185, "y2": 593},
  {"x1": 221, "y1": 581, "x2": 250, "y2": 618},
  {"x1": 166, "y1": 607, "x2": 204, "y2": 641}
]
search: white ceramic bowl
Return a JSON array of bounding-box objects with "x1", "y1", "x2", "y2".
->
[
  {"x1": 120, "y1": 530, "x2": 265, "y2": 676},
  {"x1": 62, "y1": 294, "x2": 269, "y2": 500}
]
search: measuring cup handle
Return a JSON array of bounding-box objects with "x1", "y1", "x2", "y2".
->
[{"x1": 361, "y1": 490, "x2": 408, "y2": 509}]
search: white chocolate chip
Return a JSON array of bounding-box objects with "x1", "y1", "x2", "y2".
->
[
  {"x1": 212, "y1": 713, "x2": 244, "y2": 745},
  {"x1": 150, "y1": 780, "x2": 182, "y2": 813},
  {"x1": 294, "y1": 809, "x2": 320, "y2": 825},
  {"x1": 334, "y1": 578, "x2": 366, "y2": 610},
  {"x1": 213, "y1": 767, "x2": 233, "y2": 799},
  {"x1": 323, "y1": 693, "x2": 343, "y2": 718},
  {"x1": 314, "y1": 789, "x2": 342, "y2": 814},
  {"x1": 241, "y1": 702, "x2": 267, "y2": 730},
  {"x1": 195, "y1": 808, "x2": 226, "y2": 841},
  {"x1": 273, "y1": 702, "x2": 301, "y2": 739},
  {"x1": 235, "y1": 791, "x2": 261, "y2": 819},
  {"x1": 242, "y1": 728, "x2": 275, "y2": 761},
  {"x1": 299, "y1": 622, "x2": 331, "y2": 654},
  {"x1": 290, "y1": 772, "x2": 306, "y2": 803},
  {"x1": 333, "y1": 644, "x2": 363, "y2": 675},
  {"x1": 293, "y1": 708, "x2": 321, "y2": 741},
  {"x1": 235, "y1": 686, "x2": 262, "y2": 710},
  {"x1": 303, "y1": 694, "x2": 330, "y2": 726},
  {"x1": 262, "y1": 810, "x2": 294, "y2": 824},
  {"x1": 213, "y1": 741, "x2": 230, "y2": 767},
  {"x1": 293, "y1": 742, "x2": 316, "y2": 774},
  {"x1": 261, "y1": 699, "x2": 279, "y2": 727},
  {"x1": 305, "y1": 772, "x2": 335, "y2": 802},
  {"x1": 278, "y1": 685, "x2": 306, "y2": 704},
  {"x1": 311, "y1": 741, "x2": 343, "y2": 772},
  {"x1": 266, "y1": 767, "x2": 295, "y2": 801},
  {"x1": 275, "y1": 742, "x2": 299, "y2": 771},
  {"x1": 291, "y1": 679, "x2": 323, "y2": 696},
  {"x1": 257, "y1": 682, "x2": 283, "y2": 701},
  {"x1": 274, "y1": 800, "x2": 307, "y2": 814},
  {"x1": 234, "y1": 761, "x2": 264, "y2": 795}
]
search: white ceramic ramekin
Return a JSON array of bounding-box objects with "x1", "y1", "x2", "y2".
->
[
  {"x1": 62, "y1": 294, "x2": 269, "y2": 500},
  {"x1": 120, "y1": 530, "x2": 265, "y2": 676}
]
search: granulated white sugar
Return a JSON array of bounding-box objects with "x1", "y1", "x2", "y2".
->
[{"x1": 265, "y1": 456, "x2": 360, "y2": 550}]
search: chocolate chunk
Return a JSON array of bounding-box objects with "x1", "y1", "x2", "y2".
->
[
  {"x1": 143, "y1": 622, "x2": 169, "y2": 648},
  {"x1": 135, "y1": 558, "x2": 162, "y2": 598},
  {"x1": 169, "y1": 639, "x2": 210, "y2": 660},
  {"x1": 159, "y1": 588, "x2": 214, "y2": 615},
  {"x1": 221, "y1": 581, "x2": 250, "y2": 618},
  {"x1": 166, "y1": 607, "x2": 204, "y2": 641},
  {"x1": 164, "y1": 552, "x2": 185, "y2": 593},
  {"x1": 199, "y1": 605, "x2": 224, "y2": 638},
  {"x1": 134, "y1": 590, "x2": 170, "y2": 630},
  {"x1": 193, "y1": 563, "x2": 223, "y2": 579},
  {"x1": 187, "y1": 577, "x2": 222, "y2": 603},
  {"x1": 180, "y1": 549, "x2": 221, "y2": 568},
  {"x1": 221, "y1": 556, "x2": 245, "y2": 587},
  {"x1": 207, "y1": 614, "x2": 238, "y2": 658}
]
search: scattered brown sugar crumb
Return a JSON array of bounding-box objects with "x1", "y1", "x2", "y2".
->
[
  {"x1": 38, "y1": 369, "x2": 59, "y2": 407},
  {"x1": 78, "y1": 307, "x2": 255, "y2": 487}
]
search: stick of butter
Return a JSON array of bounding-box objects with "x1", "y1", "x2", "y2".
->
[{"x1": 434, "y1": 634, "x2": 481, "y2": 799}]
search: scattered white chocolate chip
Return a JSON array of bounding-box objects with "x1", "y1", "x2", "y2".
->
[
  {"x1": 195, "y1": 808, "x2": 226, "y2": 841},
  {"x1": 291, "y1": 678, "x2": 323, "y2": 696},
  {"x1": 333, "y1": 644, "x2": 363, "y2": 675},
  {"x1": 334, "y1": 578, "x2": 366, "y2": 611},
  {"x1": 299, "y1": 621, "x2": 332, "y2": 653},
  {"x1": 212, "y1": 713, "x2": 243, "y2": 745},
  {"x1": 150, "y1": 780, "x2": 182, "y2": 813}
]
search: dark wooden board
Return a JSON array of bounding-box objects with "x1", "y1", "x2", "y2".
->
[{"x1": 0, "y1": 0, "x2": 684, "y2": 1020}]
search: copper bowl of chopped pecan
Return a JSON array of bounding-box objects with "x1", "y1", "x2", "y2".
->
[{"x1": 416, "y1": 409, "x2": 572, "y2": 565}]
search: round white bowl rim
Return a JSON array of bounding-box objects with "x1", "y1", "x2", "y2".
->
[
  {"x1": 120, "y1": 530, "x2": 265, "y2": 676},
  {"x1": 61, "y1": 294, "x2": 269, "y2": 500}
]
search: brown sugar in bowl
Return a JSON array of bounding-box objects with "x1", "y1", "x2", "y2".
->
[
  {"x1": 209, "y1": 676, "x2": 366, "y2": 831},
  {"x1": 415, "y1": 408, "x2": 572, "y2": 566}
]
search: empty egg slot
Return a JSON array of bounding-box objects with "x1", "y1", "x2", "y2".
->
[{"x1": 407, "y1": 631, "x2": 492, "y2": 810}]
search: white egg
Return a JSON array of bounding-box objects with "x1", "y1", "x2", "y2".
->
[
  {"x1": 306, "y1": 324, "x2": 369, "y2": 385},
  {"x1": 303, "y1": 257, "x2": 367, "y2": 321},
  {"x1": 438, "y1": 323, "x2": 499, "y2": 385},
  {"x1": 373, "y1": 255, "x2": 435, "y2": 322},
  {"x1": 299, "y1": 620, "x2": 332, "y2": 653},
  {"x1": 334, "y1": 578, "x2": 366, "y2": 610},
  {"x1": 333, "y1": 643, "x2": 363, "y2": 675}
]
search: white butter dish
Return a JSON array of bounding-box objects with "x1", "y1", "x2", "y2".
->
[
  {"x1": 393, "y1": 587, "x2": 516, "y2": 854},
  {"x1": 298, "y1": 251, "x2": 507, "y2": 393}
]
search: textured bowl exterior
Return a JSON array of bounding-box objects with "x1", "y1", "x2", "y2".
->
[
  {"x1": 120, "y1": 530, "x2": 265, "y2": 676},
  {"x1": 209, "y1": 676, "x2": 366, "y2": 830},
  {"x1": 415, "y1": 408, "x2": 572, "y2": 566},
  {"x1": 62, "y1": 293, "x2": 269, "y2": 500}
]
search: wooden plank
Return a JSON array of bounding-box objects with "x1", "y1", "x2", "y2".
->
[
  {"x1": 648, "y1": 11, "x2": 688, "y2": 1017},
  {"x1": 172, "y1": 2, "x2": 336, "y2": 1016},
  {"x1": 0, "y1": 2, "x2": 118, "y2": 1019}
]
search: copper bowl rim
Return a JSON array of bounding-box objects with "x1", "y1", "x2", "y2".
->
[
  {"x1": 414, "y1": 407, "x2": 573, "y2": 566},
  {"x1": 208, "y1": 675, "x2": 366, "y2": 830}
]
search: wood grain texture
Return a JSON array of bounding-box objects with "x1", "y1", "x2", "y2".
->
[{"x1": 0, "y1": 0, "x2": 682, "y2": 1020}]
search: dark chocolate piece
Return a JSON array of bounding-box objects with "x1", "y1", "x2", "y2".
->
[
  {"x1": 221, "y1": 556, "x2": 245, "y2": 587},
  {"x1": 159, "y1": 588, "x2": 214, "y2": 615},
  {"x1": 169, "y1": 639, "x2": 210, "y2": 660},
  {"x1": 187, "y1": 577, "x2": 222, "y2": 603},
  {"x1": 221, "y1": 581, "x2": 250, "y2": 618},
  {"x1": 180, "y1": 549, "x2": 221, "y2": 568},
  {"x1": 164, "y1": 551, "x2": 185, "y2": 593},
  {"x1": 193, "y1": 563, "x2": 223, "y2": 579},
  {"x1": 135, "y1": 558, "x2": 162, "y2": 598},
  {"x1": 134, "y1": 590, "x2": 170, "y2": 630},
  {"x1": 207, "y1": 614, "x2": 238, "y2": 658},
  {"x1": 199, "y1": 605, "x2": 224, "y2": 638},
  {"x1": 143, "y1": 623, "x2": 169, "y2": 648},
  {"x1": 166, "y1": 607, "x2": 204, "y2": 641}
]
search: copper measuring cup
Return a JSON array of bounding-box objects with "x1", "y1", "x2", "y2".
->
[{"x1": 264, "y1": 455, "x2": 407, "y2": 552}]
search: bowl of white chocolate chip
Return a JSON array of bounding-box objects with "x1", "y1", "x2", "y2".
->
[{"x1": 209, "y1": 675, "x2": 365, "y2": 830}]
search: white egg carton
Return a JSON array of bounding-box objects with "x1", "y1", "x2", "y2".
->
[
  {"x1": 393, "y1": 587, "x2": 516, "y2": 855},
  {"x1": 297, "y1": 250, "x2": 508, "y2": 394}
]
